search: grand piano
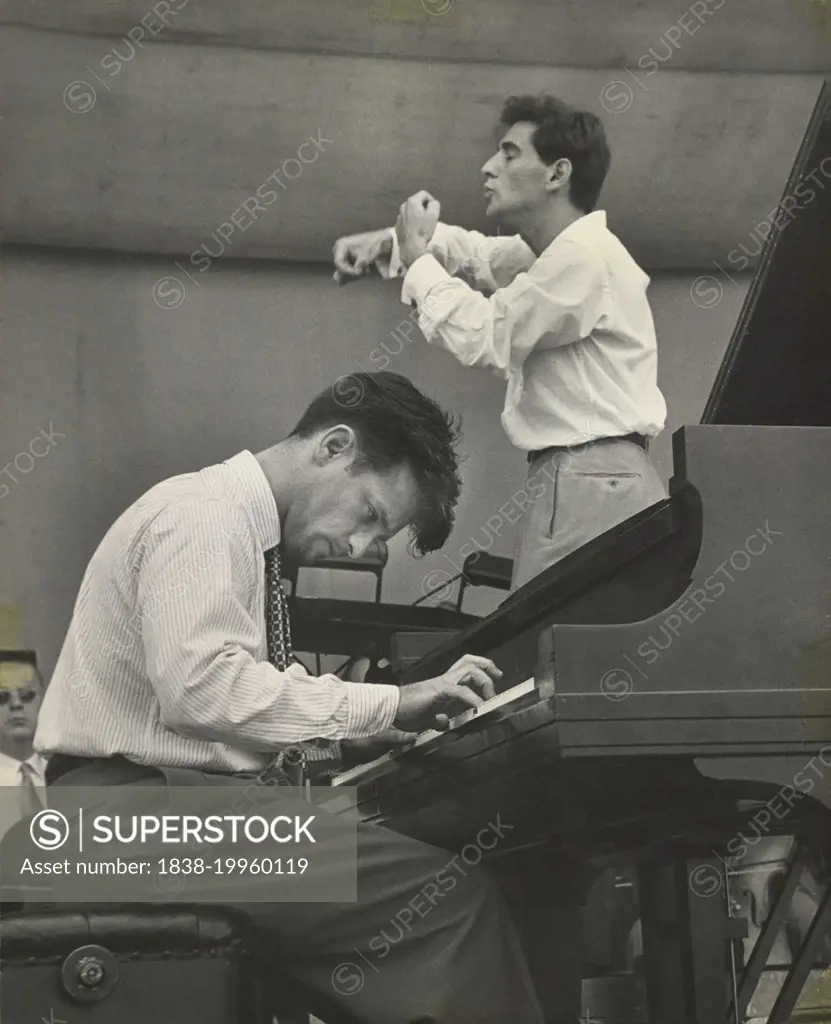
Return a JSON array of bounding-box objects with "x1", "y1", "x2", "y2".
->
[{"x1": 327, "y1": 81, "x2": 831, "y2": 1024}]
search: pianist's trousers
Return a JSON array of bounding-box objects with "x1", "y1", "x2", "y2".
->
[
  {"x1": 512, "y1": 439, "x2": 667, "y2": 590},
  {"x1": 49, "y1": 759, "x2": 545, "y2": 1024}
]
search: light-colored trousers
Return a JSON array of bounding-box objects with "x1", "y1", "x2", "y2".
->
[{"x1": 512, "y1": 439, "x2": 668, "y2": 591}]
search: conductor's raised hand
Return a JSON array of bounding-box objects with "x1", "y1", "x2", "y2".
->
[
  {"x1": 393, "y1": 654, "x2": 501, "y2": 734},
  {"x1": 332, "y1": 229, "x2": 393, "y2": 284},
  {"x1": 395, "y1": 191, "x2": 441, "y2": 269}
]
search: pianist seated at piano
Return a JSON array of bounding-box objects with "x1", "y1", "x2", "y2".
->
[{"x1": 33, "y1": 370, "x2": 548, "y2": 1024}]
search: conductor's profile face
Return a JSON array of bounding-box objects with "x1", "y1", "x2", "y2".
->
[
  {"x1": 481, "y1": 121, "x2": 553, "y2": 220},
  {"x1": 281, "y1": 425, "x2": 419, "y2": 567}
]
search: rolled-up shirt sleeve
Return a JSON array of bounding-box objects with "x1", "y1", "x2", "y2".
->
[
  {"x1": 137, "y1": 501, "x2": 400, "y2": 748},
  {"x1": 399, "y1": 239, "x2": 608, "y2": 379}
]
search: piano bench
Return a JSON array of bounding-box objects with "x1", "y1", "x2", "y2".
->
[{"x1": 0, "y1": 904, "x2": 298, "y2": 1024}]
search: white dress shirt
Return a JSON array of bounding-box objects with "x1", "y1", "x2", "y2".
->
[
  {"x1": 0, "y1": 751, "x2": 47, "y2": 790},
  {"x1": 0, "y1": 751, "x2": 46, "y2": 842},
  {"x1": 386, "y1": 213, "x2": 667, "y2": 451},
  {"x1": 35, "y1": 451, "x2": 400, "y2": 774}
]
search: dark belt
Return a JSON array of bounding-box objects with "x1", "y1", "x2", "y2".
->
[
  {"x1": 527, "y1": 432, "x2": 648, "y2": 464},
  {"x1": 45, "y1": 752, "x2": 279, "y2": 787},
  {"x1": 45, "y1": 752, "x2": 155, "y2": 786}
]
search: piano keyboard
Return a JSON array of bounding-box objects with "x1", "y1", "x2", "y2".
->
[{"x1": 330, "y1": 677, "x2": 537, "y2": 787}]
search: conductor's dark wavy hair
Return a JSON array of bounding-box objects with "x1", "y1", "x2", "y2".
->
[
  {"x1": 501, "y1": 94, "x2": 611, "y2": 213},
  {"x1": 290, "y1": 371, "x2": 462, "y2": 556}
]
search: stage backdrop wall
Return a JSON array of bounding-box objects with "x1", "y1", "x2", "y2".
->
[{"x1": 0, "y1": 248, "x2": 748, "y2": 679}]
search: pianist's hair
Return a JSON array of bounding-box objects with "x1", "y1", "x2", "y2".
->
[
  {"x1": 500, "y1": 94, "x2": 611, "y2": 213},
  {"x1": 290, "y1": 371, "x2": 463, "y2": 556}
]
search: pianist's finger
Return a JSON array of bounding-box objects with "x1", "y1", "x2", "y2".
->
[
  {"x1": 441, "y1": 669, "x2": 493, "y2": 705},
  {"x1": 455, "y1": 667, "x2": 496, "y2": 703},
  {"x1": 430, "y1": 690, "x2": 482, "y2": 730},
  {"x1": 386, "y1": 728, "x2": 419, "y2": 746},
  {"x1": 446, "y1": 661, "x2": 498, "y2": 700},
  {"x1": 394, "y1": 674, "x2": 485, "y2": 733},
  {"x1": 451, "y1": 654, "x2": 503, "y2": 680}
]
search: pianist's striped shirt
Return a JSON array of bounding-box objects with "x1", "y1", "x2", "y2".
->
[{"x1": 35, "y1": 450, "x2": 400, "y2": 773}]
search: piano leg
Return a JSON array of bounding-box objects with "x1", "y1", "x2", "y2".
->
[
  {"x1": 732, "y1": 841, "x2": 810, "y2": 1020},
  {"x1": 763, "y1": 850, "x2": 831, "y2": 1024},
  {"x1": 499, "y1": 852, "x2": 592, "y2": 1024},
  {"x1": 637, "y1": 852, "x2": 737, "y2": 1024}
]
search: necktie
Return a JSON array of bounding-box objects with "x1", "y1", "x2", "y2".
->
[
  {"x1": 259, "y1": 547, "x2": 300, "y2": 786},
  {"x1": 19, "y1": 761, "x2": 42, "y2": 818},
  {"x1": 264, "y1": 546, "x2": 293, "y2": 671},
  {"x1": 259, "y1": 547, "x2": 339, "y2": 786}
]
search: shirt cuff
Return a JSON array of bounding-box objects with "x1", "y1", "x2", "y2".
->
[
  {"x1": 344, "y1": 682, "x2": 400, "y2": 737},
  {"x1": 400, "y1": 253, "x2": 452, "y2": 310},
  {"x1": 303, "y1": 740, "x2": 342, "y2": 763}
]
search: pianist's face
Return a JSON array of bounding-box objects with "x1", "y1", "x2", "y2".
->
[
  {"x1": 481, "y1": 121, "x2": 568, "y2": 221},
  {"x1": 281, "y1": 426, "x2": 420, "y2": 566}
]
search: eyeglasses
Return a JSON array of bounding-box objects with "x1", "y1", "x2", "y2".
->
[{"x1": 0, "y1": 688, "x2": 39, "y2": 706}]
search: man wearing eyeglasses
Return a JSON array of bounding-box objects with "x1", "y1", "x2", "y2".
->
[{"x1": 0, "y1": 657, "x2": 46, "y2": 839}]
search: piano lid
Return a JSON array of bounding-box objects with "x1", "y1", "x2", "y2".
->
[{"x1": 703, "y1": 80, "x2": 831, "y2": 428}]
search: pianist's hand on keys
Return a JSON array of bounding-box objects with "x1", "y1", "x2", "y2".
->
[
  {"x1": 341, "y1": 728, "x2": 419, "y2": 767},
  {"x1": 392, "y1": 654, "x2": 502, "y2": 734}
]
